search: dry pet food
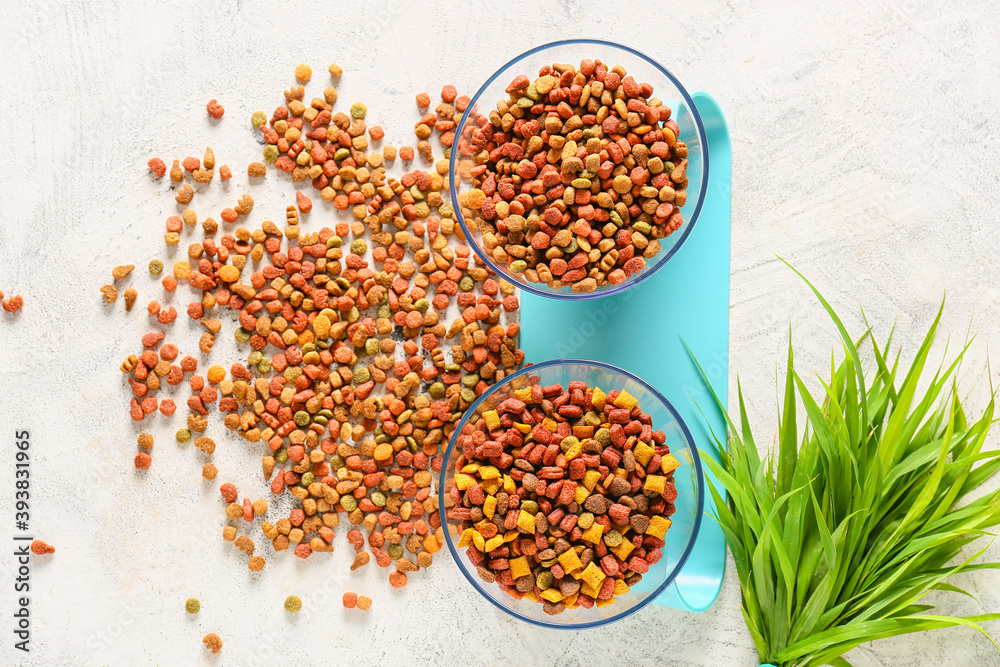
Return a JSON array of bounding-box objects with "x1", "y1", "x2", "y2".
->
[
  {"x1": 449, "y1": 382, "x2": 678, "y2": 614},
  {"x1": 458, "y1": 58, "x2": 689, "y2": 292}
]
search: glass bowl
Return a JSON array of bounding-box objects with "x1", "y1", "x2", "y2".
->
[
  {"x1": 439, "y1": 359, "x2": 704, "y2": 629},
  {"x1": 449, "y1": 39, "x2": 709, "y2": 300}
]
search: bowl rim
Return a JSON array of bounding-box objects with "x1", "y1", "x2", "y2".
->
[
  {"x1": 438, "y1": 358, "x2": 706, "y2": 629},
  {"x1": 449, "y1": 38, "x2": 710, "y2": 301}
]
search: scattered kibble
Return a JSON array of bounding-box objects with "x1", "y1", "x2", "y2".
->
[
  {"x1": 202, "y1": 463, "x2": 218, "y2": 480},
  {"x1": 124, "y1": 288, "x2": 137, "y2": 311},
  {"x1": 134, "y1": 452, "x2": 151, "y2": 470},
  {"x1": 328, "y1": 63, "x2": 343, "y2": 78},
  {"x1": 1, "y1": 293, "x2": 23, "y2": 313},
  {"x1": 185, "y1": 598, "x2": 200, "y2": 614},
  {"x1": 148, "y1": 157, "x2": 166, "y2": 177},
  {"x1": 100, "y1": 285, "x2": 118, "y2": 304},
  {"x1": 284, "y1": 595, "x2": 302, "y2": 613},
  {"x1": 206, "y1": 99, "x2": 225, "y2": 119},
  {"x1": 137, "y1": 433, "x2": 154, "y2": 450},
  {"x1": 120, "y1": 62, "x2": 524, "y2": 599},
  {"x1": 247, "y1": 162, "x2": 266, "y2": 178},
  {"x1": 30, "y1": 540, "x2": 55, "y2": 555},
  {"x1": 295, "y1": 64, "x2": 312, "y2": 83},
  {"x1": 342, "y1": 592, "x2": 358, "y2": 608},
  {"x1": 202, "y1": 633, "x2": 222, "y2": 654}
]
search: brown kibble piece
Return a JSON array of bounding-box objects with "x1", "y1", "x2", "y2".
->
[
  {"x1": 112, "y1": 264, "x2": 135, "y2": 280},
  {"x1": 100, "y1": 285, "x2": 118, "y2": 304},
  {"x1": 124, "y1": 288, "x2": 137, "y2": 311},
  {"x1": 202, "y1": 463, "x2": 218, "y2": 480},
  {"x1": 247, "y1": 162, "x2": 267, "y2": 178},
  {"x1": 137, "y1": 433, "x2": 154, "y2": 450},
  {"x1": 356, "y1": 595, "x2": 372, "y2": 611},
  {"x1": 175, "y1": 184, "x2": 193, "y2": 204},
  {"x1": 248, "y1": 555, "x2": 265, "y2": 571}
]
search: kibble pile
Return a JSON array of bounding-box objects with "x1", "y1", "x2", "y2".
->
[
  {"x1": 115, "y1": 63, "x2": 525, "y2": 613},
  {"x1": 448, "y1": 382, "x2": 678, "y2": 615},
  {"x1": 458, "y1": 58, "x2": 690, "y2": 293}
]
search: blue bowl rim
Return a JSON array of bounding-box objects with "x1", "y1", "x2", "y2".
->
[
  {"x1": 438, "y1": 358, "x2": 706, "y2": 629},
  {"x1": 448, "y1": 38, "x2": 711, "y2": 301}
]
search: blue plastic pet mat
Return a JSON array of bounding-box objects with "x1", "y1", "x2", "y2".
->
[{"x1": 519, "y1": 91, "x2": 731, "y2": 613}]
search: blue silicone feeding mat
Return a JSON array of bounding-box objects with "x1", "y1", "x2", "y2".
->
[{"x1": 519, "y1": 92, "x2": 731, "y2": 613}]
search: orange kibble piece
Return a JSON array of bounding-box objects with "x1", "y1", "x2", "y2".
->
[{"x1": 219, "y1": 265, "x2": 240, "y2": 282}]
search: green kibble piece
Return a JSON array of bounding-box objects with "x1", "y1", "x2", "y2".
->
[
  {"x1": 302, "y1": 342, "x2": 317, "y2": 354},
  {"x1": 462, "y1": 373, "x2": 479, "y2": 388},
  {"x1": 460, "y1": 388, "x2": 476, "y2": 403},
  {"x1": 334, "y1": 147, "x2": 351, "y2": 161},
  {"x1": 387, "y1": 543, "x2": 403, "y2": 560},
  {"x1": 148, "y1": 259, "x2": 164, "y2": 275},
  {"x1": 578, "y1": 512, "x2": 595, "y2": 530},
  {"x1": 300, "y1": 472, "x2": 315, "y2": 487},
  {"x1": 329, "y1": 454, "x2": 345, "y2": 470},
  {"x1": 525, "y1": 82, "x2": 540, "y2": 101},
  {"x1": 353, "y1": 367, "x2": 371, "y2": 384},
  {"x1": 536, "y1": 571, "x2": 554, "y2": 590},
  {"x1": 520, "y1": 500, "x2": 539, "y2": 515},
  {"x1": 335, "y1": 277, "x2": 351, "y2": 290},
  {"x1": 257, "y1": 359, "x2": 272, "y2": 374},
  {"x1": 414, "y1": 202, "x2": 430, "y2": 218},
  {"x1": 439, "y1": 201, "x2": 454, "y2": 218},
  {"x1": 346, "y1": 307, "x2": 360, "y2": 323},
  {"x1": 633, "y1": 221, "x2": 652, "y2": 235},
  {"x1": 610, "y1": 211, "x2": 624, "y2": 227},
  {"x1": 315, "y1": 339, "x2": 329, "y2": 350},
  {"x1": 312, "y1": 415, "x2": 329, "y2": 426},
  {"x1": 176, "y1": 429, "x2": 192, "y2": 444},
  {"x1": 274, "y1": 448, "x2": 288, "y2": 464},
  {"x1": 571, "y1": 178, "x2": 592, "y2": 189},
  {"x1": 459, "y1": 275, "x2": 474, "y2": 292},
  {"x1": 263, "y1": 144, "x2": 280, "y2": 162},
  {"x1": 247, "y1": 351, "x2": 263, "y2": 366},
  {"x1": 350, "y1": 239, "x2": 367, "y2": 254},
  {"x1": 185, "y1": 598, "x2": 200, "y2": 614},
  {"x1": 584, "y1": 412, "x2": 602, "y2": 427},
  {"x1": 603, "y1": 530, "x2": 623, "y2": 547},
  {"x1": 398, "y1": 409, "x2": 413, "y2": 423},
  {"x1": 293, "y1": 411, "x2": 311, "y2": 426},
  {"x1": 413, "y1": 298, "x2": 429, "y2": 313},
  {"x1": 251, "y1": 111, "x2": 267, "y2": 128},
  {"x1": 364, "y1": 338, "x2": 379, "y2": 356},
  {"x1": 371, "y1": 491, "x2": 387, "y2": 507},
  {"x1": 340, "y1": 495, "x2": 358, "y2": 511},
  {"x1": 595, "y1": 428, "x2": 612, "y2": 446},
  {"x1": 516, "y1": 96, "x2": 533, "y2": 108},
  {"x1": 284, "y1": 595, "x2": 302, "y2": 613},
  {"x1": 405, "y1": 436, "x2": 417, "y2": 450},
  {"x1": 509, "y1": 260, "x2": 528, "y2": 274},
  {"x1": 560, "y1": 436, "x2": 580, "y2": 453},
  {"x1": 234, "y1": 328, "x2": 252, "y2": 343},
  {"x1": 444, "y1": 363, "x2": 460, "y2": 372},
  {"x1": 350, "y1": 102, "x2": 367, "y2": 119},
  {"x1": 326, "y1": 235, "x2": 343, "y2": 248},
  {"x1": 375, "y1": 433, "x2": 389, "y2": 444},
  {"x1": 429, "y1": 382, "x2": 445, "y2": 399},
  {"x1": 318, "y1": 409, "x2": 334, "y2": 420},
  {"x1": 377, "y1": 304, "x2": 391, "y2": 319},
  {"x1": 565, "y1": 238, "x2": 579, "y2": 254}
]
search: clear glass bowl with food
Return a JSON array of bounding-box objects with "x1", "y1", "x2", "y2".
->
[
  {"x1": 440, "y1": 359, "x2": 704, "y2": 628},
  {"x1": 449, "y1": 39, "x2": 708, "y2": 300}
]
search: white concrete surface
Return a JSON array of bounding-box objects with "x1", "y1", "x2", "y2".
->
[{"x1": 1, "y1": 0, "x2": 1000, "y2": 665}]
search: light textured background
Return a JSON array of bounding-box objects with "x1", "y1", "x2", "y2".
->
[{"x1": 1, "y1": 0, "x2": 999, "y2": 665}]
